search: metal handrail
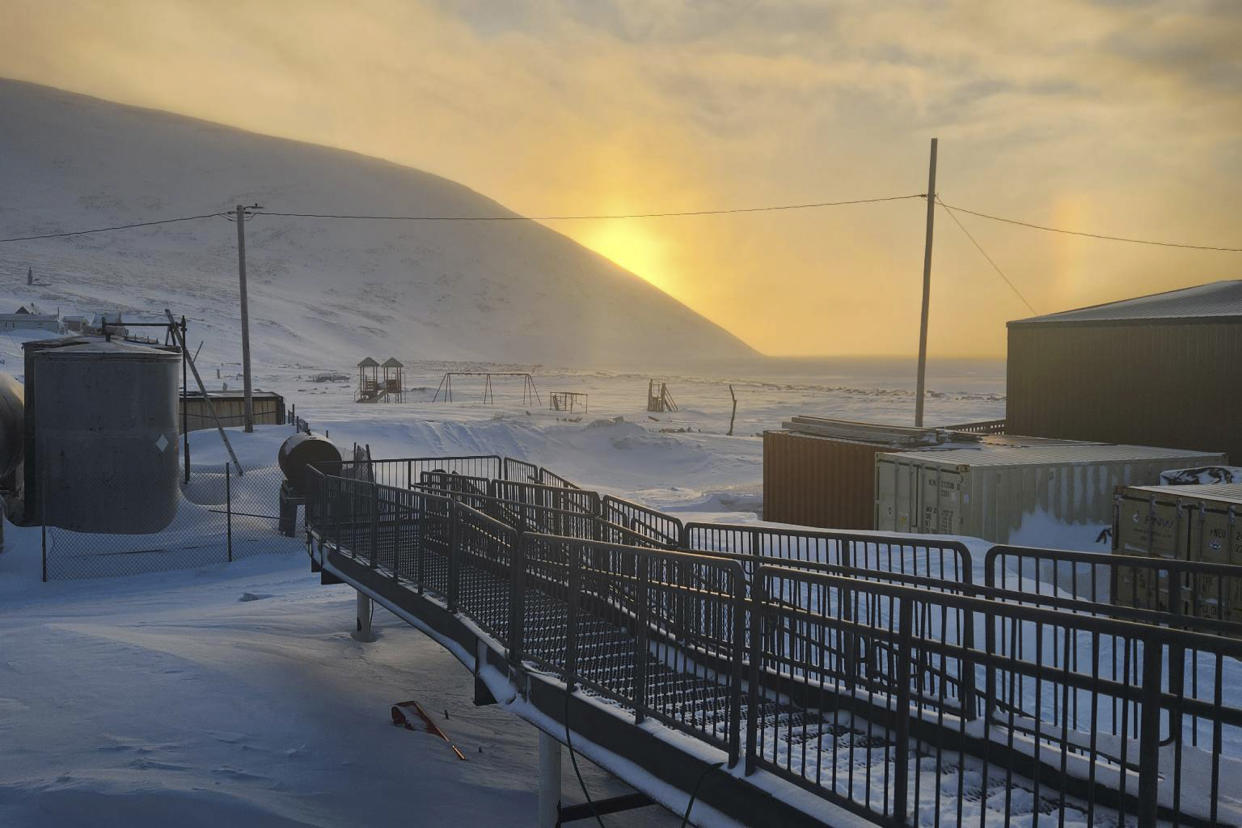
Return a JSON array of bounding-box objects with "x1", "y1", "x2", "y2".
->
[{"x1": 303, "y1": 464, "x2": 1242, "y2": 827}]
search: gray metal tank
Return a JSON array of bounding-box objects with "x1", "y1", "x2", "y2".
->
[
  {"x1": 30, "y1": 340, "x2": 181, "y2": 533},
  {"x1": 0, "y1": 372, "x2": 24, "y2": 480}
]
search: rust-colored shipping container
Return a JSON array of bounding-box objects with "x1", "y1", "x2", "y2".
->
[{"x1": 763, "y1": 419, "x2": 949, "y2": 530}]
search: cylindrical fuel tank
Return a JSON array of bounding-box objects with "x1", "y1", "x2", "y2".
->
[
  {"x1": 278, "y1": 433, "x2": 342, "y2": 495},
  {"x1": 0, "y1": 373, "x2": 24, "y2": 480},
  {"x1": 31, "y1": 340, "x2": 181, "y2": 533}
]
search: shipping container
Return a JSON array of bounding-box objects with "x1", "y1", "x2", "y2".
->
[
  {"x1": 875, "y1": 442, "x2": 1226, "y2": 544},
  {"x1": 763, "y1": 418, "x2": 954, "y2": 530},
  {"x1": 1113, "y1": 482, "x2": 1242, "y2": 622}
]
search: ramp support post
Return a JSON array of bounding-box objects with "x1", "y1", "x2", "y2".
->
[
  {"x1": 353, "y1": 591, "x2": 375, "y2": 642},
  {"x1": 538, "y1": 729, "x2": 561, "y2": 828}
]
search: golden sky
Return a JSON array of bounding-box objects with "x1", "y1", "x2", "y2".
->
[{"x1": 2, "y1": 0, "x2": 1239, "y2": 356}]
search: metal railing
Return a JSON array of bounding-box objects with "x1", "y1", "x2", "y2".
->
[
  {"x1": 684, "y1": 522, "x2": 974, "y2": 595},
  {"x1": 603, "y1": 495, "x2": 684, "y2": 547},
  {"x1": 304, "y1": 464, "x2": 1242, "y2": 827},
  {"x1": 320, "y1": 455, "x2": 577, "y2": 494},
  {"x1": 750, "y1": 565, "x2": 1242, "y2": 827}
]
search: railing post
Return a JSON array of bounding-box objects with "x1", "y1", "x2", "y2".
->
[
  {"x1": 744, "y1": 572, "x2": 763, "y2": 776},
  {"x1": 369, "y1": 482, "x2": 380, "y2": 569},
  {"x1": 447, "y1": 500, "x2": 460, "y2": 613},
  {"x1": 565, "y1": 540, "x2": 580, "y2": 692},
  {"x1": 1137, "y1": 637, "x2": 1164, "y2": 828},
  {"x1": 959, "y1": 545, "x2": 979, "y2": 720},
  {"x1": 634, "y1": 554, "x2": 650, "y2": 724},
  {"x1": 727, "y1": 571, "x2": 744, "y2": 769},
  {"x1": 392, "y1": 498, "x2": 402, "y2": 583},
  {"x1": 892, "y1": 596, "x2": 914, "y2": 826},
  {"x1": 509, "y1": 532, "x2": 526, "y2": 666},
  {"x1": 416, "y1": 494, "x2": 426, "y2": 594}
]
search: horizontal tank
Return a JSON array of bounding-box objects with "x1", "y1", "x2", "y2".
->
[
  {"x1": 278, "y1": 433, "x2": 341, "y2": 495},
  {"x1": 29, "y1": 339, "x2": 181, "y2": 533}
]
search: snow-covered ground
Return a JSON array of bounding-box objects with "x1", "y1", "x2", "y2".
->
[{"x1": 0, "y1": 330, "x2": 1011, "y2": 825}]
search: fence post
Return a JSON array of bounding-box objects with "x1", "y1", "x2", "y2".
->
[
  {"x1": 634, "y1": 554, "x2": 650, "y2": 724},
  {"x1": 892, "y1": 596, "x2": 915, "y2": 826},
  {"x1": 40, "y1": 464, "x2": 47, "y2": 582},
  {"x1": 225, "y1": 463, "x2": 233, "y2": 563},
  {"x1": 1137, "y1": 638, "x2": 1164, "y2": 827}
]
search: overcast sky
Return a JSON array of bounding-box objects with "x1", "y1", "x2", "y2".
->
[{"x1": 3, "y1": 0, "x2": 1239, "y2": 356}]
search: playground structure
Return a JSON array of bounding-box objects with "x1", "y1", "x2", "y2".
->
[
  {"x1": 356, "y1": 356, "x2": 404, "y2": 403},
  {"x1": 646, "y1": 379, "x2": 677, "y2": 412},
  {"x1": 381, "y1": 358, "x2": 404, "y2": 403},
  {"x1": 549, "y1": 391, "x2": 588, "y2": 414},
  {"x1": 433, "y1": 372, "x2": 541, "y2": 406}
]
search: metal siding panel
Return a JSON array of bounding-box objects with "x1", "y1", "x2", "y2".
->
[
  {"x1": 763, "y1": 430, "x2": 886, "y2": 529},
  {"x1": 1008, "y1": 321, "x2": 1242, "y2": 462}
]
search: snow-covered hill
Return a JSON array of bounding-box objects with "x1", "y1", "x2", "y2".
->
[{"x1": 0, "y1": 78, "x2": 755, "y2": 370}]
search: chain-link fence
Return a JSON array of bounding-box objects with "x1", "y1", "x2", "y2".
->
[{"x1": 42, "y1": 457, "x2": 298, "y2": 581}]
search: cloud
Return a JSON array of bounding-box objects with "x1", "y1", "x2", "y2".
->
[{"x1": 1, "y1": 0, "x2": 1238, "y2": 356}]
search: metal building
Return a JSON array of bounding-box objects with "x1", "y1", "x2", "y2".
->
[{"x1": 1007, "y1": 280, "x2": 1242, "y2": 462}]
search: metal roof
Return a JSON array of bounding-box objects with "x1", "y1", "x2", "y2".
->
[
  {"x1": 1008, "y1": 280, "x2": 1242, "y2": 327},
  {"x1": 880, "y1": 443, "x2": 1224, "y2": 468},
  {"x1": 1125, "y1": 482, "x2": 1242, "y2": 505}
]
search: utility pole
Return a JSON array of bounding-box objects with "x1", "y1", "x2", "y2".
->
[
  {"x1": 914, "y1": 138, "x2": 938, "y2": 428},
  {"x1": 235, "y1": 204, "x2": 255, "y2": 433}
]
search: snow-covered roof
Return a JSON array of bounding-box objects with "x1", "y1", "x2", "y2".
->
[
  {"x1": 1008, "y1": 280, "x2": 1242, "y2": 327},
  {"x1": 880, "y1": 442, "x2": 1224, "y2": 468}
]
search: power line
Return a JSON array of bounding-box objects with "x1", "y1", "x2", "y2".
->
[
  {"x1": 0, "y1": 212, "x2": 227, "y2": 244},
  {"x1": 257, "y1": 193, "x2": 925, "y2": 222},
  {"x1": 937, "y1": 197, "x2": 1038, "y2": 315},
  {"x1": 935, "y1": 198, "x2": 1242, "y2": 253}
]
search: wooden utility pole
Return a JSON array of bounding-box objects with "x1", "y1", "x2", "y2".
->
[
  {"x1": 235, "y1": 204, "x2": 254, "y2": 432},
  {"x1": 914, "y1": 138, "x2": 938, "y2": 428}
]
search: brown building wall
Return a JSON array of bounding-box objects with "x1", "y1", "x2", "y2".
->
[
  {"x1": 1007, "y1": 320, "x2": 1242, "y2": 463},
  {"x1": 179, "y1": 395, "x2": 285, "y2": 432},
  {"x1": 763, "y1": 430, "x2": 891, "y2": 530}
]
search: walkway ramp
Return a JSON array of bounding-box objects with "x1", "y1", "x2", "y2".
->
[{"x1": 303, "y1": 458, "x2": 1242, "y2": 827}]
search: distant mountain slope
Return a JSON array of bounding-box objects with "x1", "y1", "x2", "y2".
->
[{"x1": 0, "y1": 79, "x2": 755, "y2": 369}]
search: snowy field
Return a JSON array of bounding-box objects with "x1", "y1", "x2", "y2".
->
[{"x1": 0, "y1": 345, "x2": 1009, "y2": 827}]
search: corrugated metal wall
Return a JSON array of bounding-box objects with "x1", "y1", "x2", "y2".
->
[
  {"x1": 1007, "y1": 320, "x2": 1242, "y2": 462},
  {"x1": 762, "y1": 430, "x2": 888, "y2": 530},
  {"x1": 179, "y1": 396, "x2": 285, "y2": 432}
]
